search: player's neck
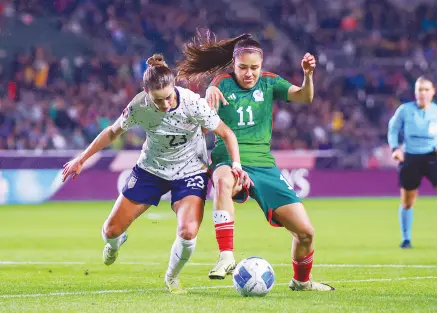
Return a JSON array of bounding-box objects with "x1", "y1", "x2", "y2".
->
[{"x1": 417, "y1": 102, "x2": 431, "y2": 111}]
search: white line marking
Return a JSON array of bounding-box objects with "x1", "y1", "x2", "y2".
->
[
  {"x1": 0, "y1": 276, "x2": 435, "y2": 299},
  {"x1": 1, "y1": 261, "x2": 435, "y2": 269},
  {"x1": 0, "y1": 261, "x2": 85, "y2": 265},
  {"x1": 188, "y1": 263, "x2": 437, "y2": 269}
]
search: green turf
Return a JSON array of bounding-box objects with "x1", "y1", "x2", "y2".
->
[{"x1": 0, "y1": 197, "x2": 436, "y2": 313}]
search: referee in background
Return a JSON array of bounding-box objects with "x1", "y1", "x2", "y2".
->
[{"x1": 388, "y1": 76, "x2": 437, "y2": 249}]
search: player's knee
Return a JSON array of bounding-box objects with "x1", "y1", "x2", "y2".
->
[
  {"x1": 177, "y1": 221, "x2": 199, "y2": 240},
  {"x1": 402, "y1": 203, "x2": 414, "y2": 209},
  {"x1": 215, "y1": 175, "x2": 235, "y2": 195},
  {"x1": 295, "y1": 227, "x2": 314, "y2": 246},
  {"x1": 401, "y1": 197, "x2": 416, "y2": 209}
]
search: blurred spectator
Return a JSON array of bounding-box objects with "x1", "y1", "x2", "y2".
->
[{"x1": 0, "y1": 0, "x2": 436, "y2": 169}]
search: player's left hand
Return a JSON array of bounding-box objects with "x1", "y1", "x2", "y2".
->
[
  {"x1": 301, "y1": 53, "x2": 316, "y2": 75},
  {"x1": 231, "y1": 168, "x2": 254, "y2": 189}
]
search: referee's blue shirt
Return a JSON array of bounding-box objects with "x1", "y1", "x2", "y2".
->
[{"x1": 388, "y1": 101, "x2": 437, "y2": 154}]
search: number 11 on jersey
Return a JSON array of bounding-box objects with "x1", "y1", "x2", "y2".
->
[{"x1": 237, "y1": 106, "x2": 255, "y2": 126}]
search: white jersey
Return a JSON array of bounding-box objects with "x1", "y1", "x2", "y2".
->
[{"x1": 120, "y1": 86, "x2": 221, "y2": 180}]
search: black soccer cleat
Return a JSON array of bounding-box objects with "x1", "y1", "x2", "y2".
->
[{"x1": 400, "y1": 240, "x2": 412, "y2": 249}]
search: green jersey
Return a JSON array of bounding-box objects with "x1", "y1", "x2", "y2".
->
[{"x1": 210, "y1": 72, "x2": 293, "y2": 166}]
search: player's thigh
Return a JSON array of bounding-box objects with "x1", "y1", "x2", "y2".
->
[
  {"x1": 272, "y1": 202, "x2": 314, "y2": 238},
  {"x1": 211, "y1": 163, "x2": 243, "y2": 197},
  {"x1": 398, "y1": 157, "x2": 422, "y2": 191},
  {"x1": 172, "y1": 195, "x2": 205, "y2": 239},
  {"x1": 122, "y1": 165, "x2": 170, "y2": 206},
  {"x1": 104, "y1": 194, "x2": 151, "y2": 235},
  {"x1": 249, "y1": 166, "x2": 301, "y2": 227}
]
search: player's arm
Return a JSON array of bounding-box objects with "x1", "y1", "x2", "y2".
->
[
  {"x1": 206, "y1": 79, "x2": 228, "y2": 109},
  {"x1": 286, "y1": 75, "x2": 314, "y2": 104},
  {"x1": 388, "y1": 105, "x2": 405, "y2": 162},
  {"x1": 212, "y1": 121, "x2": 253, "y2": 188},
  {"x1": 213, "y1": 121, "x2": 240, "y2": 166},
  {"x1": 190, "y1": 95, "x2": 239, "y2": 164},
  {"x1": 190, "y1": 95, "x2": 252, "y2": 187},
  {"x1": 78, "y1": 118, "x2": 125, "y2": 165},
  {"x1": 287, "y1": 53, "x2": 316, "y2": 104},
  {"x1": 62, "y1": 105, "x2": 135, "y2": 182}
]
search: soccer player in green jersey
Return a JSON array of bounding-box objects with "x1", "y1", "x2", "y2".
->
[{"x1": 177, "y1": 31, "x2": 334, "y2": 291}]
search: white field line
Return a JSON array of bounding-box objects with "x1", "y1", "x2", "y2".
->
[
  {"x1": 0, "y1": 261, "x2": 435, "y2": 269},
  {"x1": 0, "y1": 276, "x2": 435, "y2": 299}
]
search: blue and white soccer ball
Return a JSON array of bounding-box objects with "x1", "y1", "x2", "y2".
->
[{"x1": 232, "y1": 257, "x2": 275, "y2": 297}]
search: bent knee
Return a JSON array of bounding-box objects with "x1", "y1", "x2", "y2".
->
[
  {"x1": 402, "y1": 200, "x2": 415, "y2": 209},
  {"x1": 295, "y1": 227, "x2": 315, "y2": 245},
  {"x1": 178, "y1": 222, "x2": 200, "y2": 240},
  {"x1": 214, "y1": 175, "x2": 235, "y2": 194}
]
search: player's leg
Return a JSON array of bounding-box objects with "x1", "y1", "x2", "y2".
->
[
  {"x1": 209, "y1": 164, "x2": 244, "y2": 279},
  {"x1": 397, "y1": 155, "x2": 422, "y2": 248},
  {"x1": 272, "y1": 204, "x2": 333, "y2": 291},
  {"x1": 102, "y1": 195, "x2": 151, "y2": 265},
  {"x1": 102, "y1": 165, "x2": 168, "y2": 265},
  {"x1": 164, "y1": 173, "x2": 208, "y2": 294},
  {"x1": 250, "y1": 166, "x2": 333, "y2": 291},
  {"x1": 164, "y1": 195, "x2": 204, "y2": 294},
  {"x1": 399, "y1": 188, "x2": 417, "y2": 248}
]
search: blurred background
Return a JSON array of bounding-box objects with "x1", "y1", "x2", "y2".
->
[{"x1": 0, "y1": 0, "x2": 436, "y2": 203}]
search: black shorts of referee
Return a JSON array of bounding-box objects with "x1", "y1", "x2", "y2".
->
[{"x1": 398, "y1": 150, "x2": 437, "y2": 190}]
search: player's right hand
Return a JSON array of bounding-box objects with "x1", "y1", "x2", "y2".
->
[
  {"x1": 62, "y1": 156, "x2": 84, "y2": 182},
  {"x1": 231, "y1": 168, "x2": 254, "y2": 189},
  {"x1": 206, "y1": 86, "x2": 228, "y2": 110},
  {"x1": 391, "y1": 148, "x2": 404, "y2": 162}
]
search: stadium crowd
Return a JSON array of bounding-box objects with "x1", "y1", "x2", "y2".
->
[{"x1": 0, "y1": 0, "x2": 436, "y2": 167}]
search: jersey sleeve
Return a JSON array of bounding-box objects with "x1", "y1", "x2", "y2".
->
[
  {"x1": 188, "y1": 94, "x2": 221, "y2": 132},
  {"x1": 387, "y1": 105, "x2": 404, "y2": 149},
  {"x1": 273, "y1": 75, "x2": 293, "y2": 102},
  {"x1": 120, "y1": 92, "x2": 146, "y2": 130},
  {"x1": 120, "y1": 104, "x2": 137, "y2": 130}
]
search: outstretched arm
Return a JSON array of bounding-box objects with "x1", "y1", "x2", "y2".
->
[{"x1": 62, "y1": 118, "x2": 125, "y2": 182}]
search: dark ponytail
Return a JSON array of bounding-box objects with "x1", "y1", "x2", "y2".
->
[{"x1": 176, "y1": 30, "x2": 262, "y2": 83}]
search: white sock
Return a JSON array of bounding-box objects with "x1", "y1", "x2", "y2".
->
[
  {"x1": 220, "y1": 251, "x2": 234, "y2": 259},
  {"x1": 102, "y1": 227, "x2": 126, "y2": 250},
  {"x1": 166, "y1": 235, "x2": 197, "y2": 279}
]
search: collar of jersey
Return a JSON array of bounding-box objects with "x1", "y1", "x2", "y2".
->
[
  {"x1": 168, "y1": 87, "x2": 181, "y2": 112},
  {"x1": 231, "y1": 73, "x2": 260, "y2": 91}
]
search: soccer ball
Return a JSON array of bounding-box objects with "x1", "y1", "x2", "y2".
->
[{"x1": 232, "y1": 257, "x2": 275, "y2": 297}]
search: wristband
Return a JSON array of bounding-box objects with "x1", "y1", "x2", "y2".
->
[{"x1": 232, "y1": 162, "x2": 242, "y2": 170}]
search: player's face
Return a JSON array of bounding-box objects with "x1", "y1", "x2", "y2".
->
[
  {"x1": 415, "y1": 80, "x2": 435, "y2": 108},
  {"x1": 233, "y1": 52, "x2": 263, "y2": 89},
  {"x1": 148, "y1": 85, "x2": 176, "y2": 112}
]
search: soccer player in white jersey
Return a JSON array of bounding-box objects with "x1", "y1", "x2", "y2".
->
[{"x1": 62, "y1": 54, "x2": 252, "y2": 294}]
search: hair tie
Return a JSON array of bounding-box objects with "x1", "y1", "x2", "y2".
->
[{"x1": 233, "y1": 47, "x2": 263, "y2": 58}]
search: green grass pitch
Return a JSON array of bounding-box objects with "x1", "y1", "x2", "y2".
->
[{"x1": 0, "y1": 197, "x2": 436, "y2": 313}]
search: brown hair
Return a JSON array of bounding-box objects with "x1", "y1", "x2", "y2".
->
[
  {"x1": 143, "y1": 53, "x2": 174, "y2": 90},
  {"x1": 176, "y1": 30, "x2": 263, "y2": 82}
]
